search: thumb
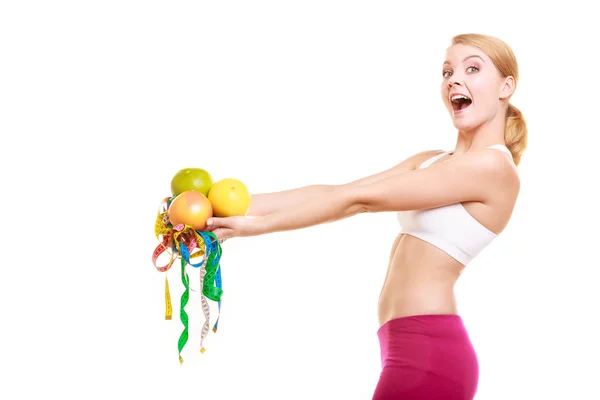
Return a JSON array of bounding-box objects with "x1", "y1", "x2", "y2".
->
[{"x1": 206, "y1": 217, "x2": 224, "y2": 229}]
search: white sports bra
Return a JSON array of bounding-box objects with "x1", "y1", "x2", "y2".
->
[{"x1": 396, "y1": 144, "x2": 513, "y2": 265}]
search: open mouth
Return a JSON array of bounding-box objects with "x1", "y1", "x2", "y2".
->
[{"x1": 451, "y1": 94, "x2": 472, "y2": 113}]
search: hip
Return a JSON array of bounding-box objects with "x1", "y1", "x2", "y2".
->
[{"x1": 374, "y1": 313, "x2": 479, "y2": 399}]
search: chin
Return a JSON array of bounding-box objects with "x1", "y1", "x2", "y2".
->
[
  {"x1": 449, "y1": 108, "x2": 482, "y2": 132},
  {"x1": 452, "y1": 119, "x2": 477, "y2": 132}
]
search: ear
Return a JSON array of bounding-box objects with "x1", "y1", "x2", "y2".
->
[{"x1": 499, "y1": 76, "x2": 515, "y2": 99}]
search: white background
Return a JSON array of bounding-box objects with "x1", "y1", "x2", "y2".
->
[{"x1": 1, "y1": 1, "x2": 599, "y2": 399}]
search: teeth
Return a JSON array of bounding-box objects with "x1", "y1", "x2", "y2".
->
[{"x1": 451, "y1": 94, "x2": 471, "y2": 103}]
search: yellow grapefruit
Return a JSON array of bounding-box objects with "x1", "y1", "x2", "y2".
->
[
  {"x1": 208, "y1": 178, "x2": 251, "y2": 217},
  {"x1": 168, "y1": 190, "x2": 213, "y2": 230},
  {"x1": 171, "y1": 168, "x2": 213, "y2": 197}
]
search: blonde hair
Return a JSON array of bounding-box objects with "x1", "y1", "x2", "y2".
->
[{"x1": 451, "y1": 33, "x2": 527, "y2": 166}]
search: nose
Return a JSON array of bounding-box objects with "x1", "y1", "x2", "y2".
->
[
  {"x1": 448, "y1": 74, "x2": 464, "y2": 88},
  {"x1": 448, "y1": 71, "x2": 463, "y2": 89}
]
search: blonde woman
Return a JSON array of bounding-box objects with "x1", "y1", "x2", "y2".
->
[{"x1": 207, "y1": 33, "x2": 526, "y2": 399}]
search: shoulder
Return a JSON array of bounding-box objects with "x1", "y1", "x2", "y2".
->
[
  {"x1": 468, "y1": 148, "x2": 518, "y2": 177},
  {"x1": 452, "y1": 148, "x2": 520, "y2": 194}
]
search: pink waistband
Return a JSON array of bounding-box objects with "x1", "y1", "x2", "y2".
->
[{"x1": 377, "y1": 313, "x2": 465, "y2": 337}]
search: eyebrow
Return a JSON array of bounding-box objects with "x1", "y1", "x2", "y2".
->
[{"x1": 443, "y1": 55, "x2": 485, "y2": 66}]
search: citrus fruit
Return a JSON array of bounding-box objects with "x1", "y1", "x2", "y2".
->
[
  {"x1": 208, "y1": 178, "x2": 251, "y2": 217},
  {"x1": 168, "y1": 190, "x2": 213, "y2": 230},
  {"x1": 171, "y1": 168, "x2": 213, "y2": 197}
]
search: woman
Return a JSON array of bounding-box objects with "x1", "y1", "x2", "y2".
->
[{"x1": 207, "y1": 33, "x2": 527, "y2": 399}]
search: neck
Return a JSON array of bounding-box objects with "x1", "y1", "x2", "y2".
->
[{"x1": 453, "y1": 108, "x2": 507, "y2": 154}]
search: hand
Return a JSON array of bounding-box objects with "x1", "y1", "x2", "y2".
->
[{"x1": 205, "y1": 216, "x2": 259, "y2": 242}]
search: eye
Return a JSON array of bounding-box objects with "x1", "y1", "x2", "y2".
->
[
  {"x1": 442, "y1": 70, "x2": 452, "y2": 78},
  {"x1": 467, "y1": 65, "x2": 479, "y2": 73}
]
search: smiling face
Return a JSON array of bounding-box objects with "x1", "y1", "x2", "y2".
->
[{"x1": 441, "y1": 43, "x2": 514, "y2": 133}]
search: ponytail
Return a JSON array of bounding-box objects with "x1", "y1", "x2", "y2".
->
[{"x1": 505, "y1": 103, "x2": 527, "y2": 166}]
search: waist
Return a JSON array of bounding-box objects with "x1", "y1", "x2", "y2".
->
[
  {"x1": 387, "y1": 234, "x2": 466, "y2": 283},
  {"x1": 378, "y1": 286, "x2": 458, "y2": 326},
  {"x1": 378, "y1": 234, "x2": 465, "y2": 325}
]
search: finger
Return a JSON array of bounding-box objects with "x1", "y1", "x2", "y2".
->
[{"x1": 211, "y1": 227, "x2": 230, "y2": 240}]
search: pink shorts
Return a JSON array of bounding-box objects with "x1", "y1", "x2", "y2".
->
[{"x1": 373, "y1": 314, "x2": 479, "y2": 399}]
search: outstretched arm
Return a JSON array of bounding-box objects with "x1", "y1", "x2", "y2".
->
[
  {"x1": 206, "y1": 149, "x2": 516, "y2": 240},
  {"x1": 246, "y1": 150, "x2": 444, "y2": 216},
  {"x1": 249, "y1": 149, "x2": 515, "y2": 235},
  {"x1": 247, "y1": 185, "x2": 336, "y2": 216}
]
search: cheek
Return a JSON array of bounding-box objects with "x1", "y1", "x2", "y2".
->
[
  {"x1": 470, "y1": 73, "x2": 499, "y2": 99},
  {"x1": 471, "y1": 82, "x2": 497, "y2": 106}
]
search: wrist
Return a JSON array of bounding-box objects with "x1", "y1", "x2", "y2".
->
[{"x1": 248, "y1": 216, "x2": 269, "y2": 237}]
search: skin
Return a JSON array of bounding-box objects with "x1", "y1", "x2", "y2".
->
[{"x1": 206, "y1": 43, "x2": 521, "y2": 327}]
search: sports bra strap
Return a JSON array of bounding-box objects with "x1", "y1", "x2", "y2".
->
[
  {"x1": 418, "y1": 151, "x2": 451, "y2": 169},
  {"x1": 419, "y1": 145, "x2": 512, "y2": 169},
  {"x1": 486, "y1": 144, "x2": 512, "y2": 157}
]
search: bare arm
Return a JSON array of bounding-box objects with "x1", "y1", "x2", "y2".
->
[
  {"x1": 246, "y1": 150, "x2": 443, "y2": 216},
  {"x1": 248, "y1": 149, "x2": 516, "y2": 236},
  {"x1": 248, "y1": 185, "x2": 336, "y2": 216}
]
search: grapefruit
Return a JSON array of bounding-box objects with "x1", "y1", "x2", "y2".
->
[
  {"x1": 171, "y1": 168, "x2": 213, "y2": 197},
  {"x1": 208, "y1": 178, "x2": 251, "y2": 217},
  {"x1": 168, "y1": 190, "x2": 213, "y2": 230}
]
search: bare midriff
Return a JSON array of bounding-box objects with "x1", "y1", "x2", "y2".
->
[{"x1": 377, "y1": 233, "x2": 466, "y2": 327}]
